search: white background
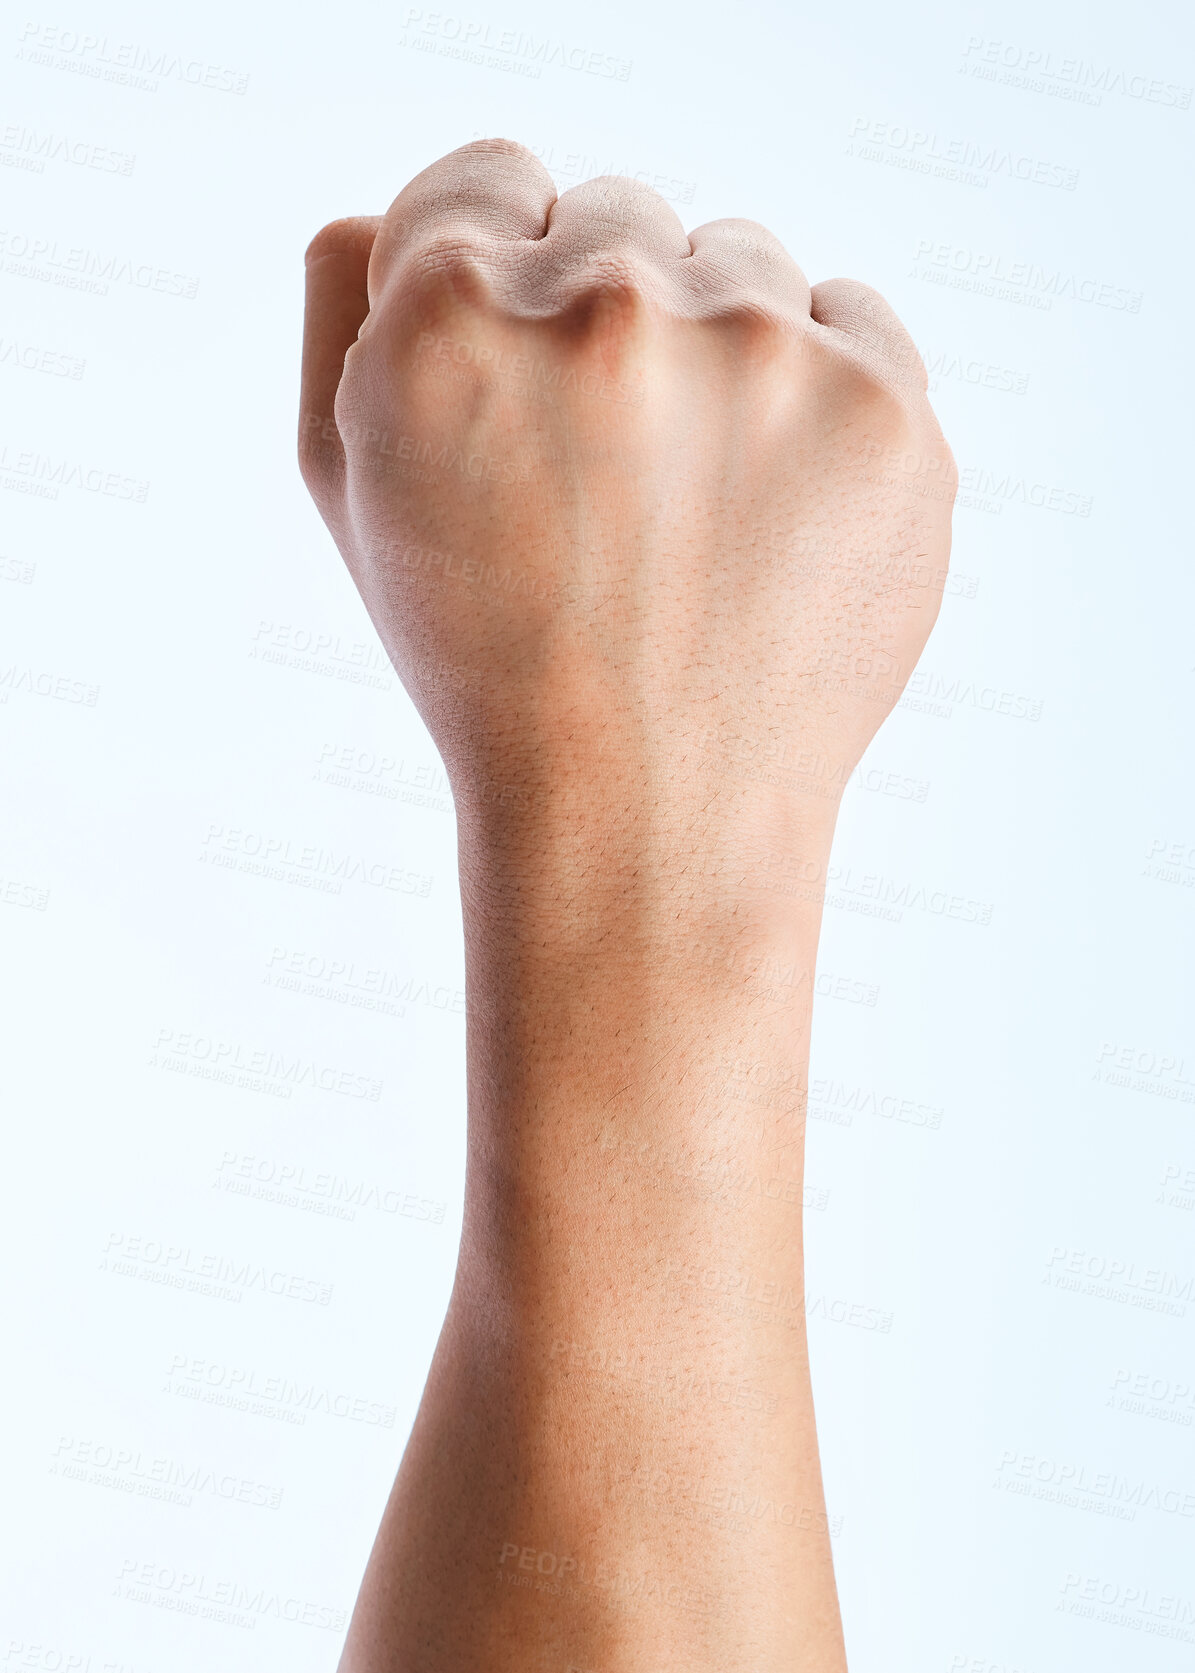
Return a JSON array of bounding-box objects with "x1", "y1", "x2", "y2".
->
[{"x1": 2, "y1": 0, "x2": 1193, "y2": 1667}]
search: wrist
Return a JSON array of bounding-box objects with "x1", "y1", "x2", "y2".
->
[{"x1": 451, "y1": 742, "x2": 841, "y2": 956}]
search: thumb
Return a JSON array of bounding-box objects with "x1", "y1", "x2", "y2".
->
[{"x1": 298, "y1": 216, "x2": 381, "y2": 518}]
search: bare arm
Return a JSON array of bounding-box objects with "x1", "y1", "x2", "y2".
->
[{"x1": 298, "y1": 137, "x2": 955, "y2": 1673}]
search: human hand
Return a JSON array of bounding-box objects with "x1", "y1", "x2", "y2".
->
[
  {"x1": 298, "y1": 139, "x2": 955, "y2": 838},
  {"x1": 299, "y1": 141, "x2": 958, "y2": 1673}
]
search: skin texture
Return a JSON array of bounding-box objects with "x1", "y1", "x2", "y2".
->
[{"x1": 299, "y1": 138, "x2": 955, "y2": 1673}]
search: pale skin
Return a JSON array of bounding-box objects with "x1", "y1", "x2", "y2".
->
[{"x1": 298, "y1": 138, "x2": 955, "y2": 1673}]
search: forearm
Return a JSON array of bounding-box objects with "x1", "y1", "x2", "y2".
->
[
  {"x1": 340, "y1": 764, "x2": 847, "y2": 1673},
  {"x1": 309, "y1": 138, "x2": 954, "y2": 1673}
]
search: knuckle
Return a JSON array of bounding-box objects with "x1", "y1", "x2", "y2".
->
[
  {"x1": 807, "y1": 329, "x2": 922, "y2": 415},
  {"x1": 450, "y1": 135, "x2": 543, "y2": 168},
  {"x1": 703, "y1": 218, "x2": 787, "y2": 257},
  {"x1": 554, "y1": 254, "x2": 658, "y2": 341},
  {"x1": 708, "y1": 296, "x2": 801, "y2": 344},
  {"x1": 564, "y1": 173, "x2": 664, "y2": 209},
  {"x1": 304, "y1": 216, "x2": 372, "y2": 267},
  {"x1": 399, "y1": 228, "x2": 493, "y2": 310},
  {"x1": 332, "y1": 347, "x2": 374, "y2": 441},
  {"x1": 297, "y1": 426, "x2": 338, "y2": 499},
  {"x1": 563, "y1": 252, "x2": 654, "y2": 308}
]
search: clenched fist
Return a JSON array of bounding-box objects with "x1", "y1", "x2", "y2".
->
[
  {"x1": 297, "y1": 142, "x2": 957, "y2": 1673},
  {"x1": 299, "y1": 138, "x2": 955, "y2": 842}
]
